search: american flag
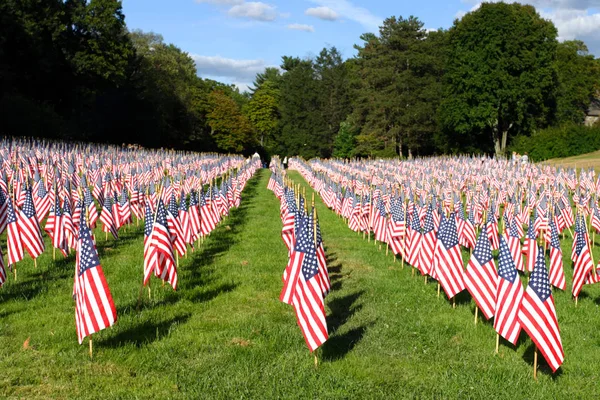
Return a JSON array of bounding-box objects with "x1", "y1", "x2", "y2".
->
[
  {"x1": 387, "y1": 197, "x2": 406, "y2": 257},
  {"x1": 188, "y1": 190, "x2": 201, "y2": 242},
  {"x1": 281, "y1": 189, "x2": 297, "y2": 253},
  {"x1": 62, "y1": 197, "x2": 77, "y2": 250},
  {"x1": 143, "y1": 200, "x2": 156, "y2": 286},
  {"x1": 518, "y1": 246, "x2": 564, "y2": 372},
  {"x1": 464, "y1": 226, "x2": 498, "y2": 319},
  {"x1": 312, "y1": 209, "x2": 330, "y2": 297},
  {"x1": 548, "y1": 219, "x2": 566, "y2": 291},
  {"x1": 486, "y1": 210, "x2": 499, "y2": 250},
  {"x1": 572, "y1": 216, "x2": 593, "y2": 298},
  {"x1": 118, "y1": 187, "x2": 132, "y2": 226},
  {"x1": 200, "y1": 191, "x2": 217, "y2": 237},
  {"x1": 0, "y1": 187, "x2": 8, "y2": 234},
  {"x1": 373, "y1": 198, "x2": 387, "y2": 243},
  {"x1": 348, "y1": 194, "x2": 362, "y2": 233},
  {"x1": 290, "y1": 215, "x2": 328, "y2": 351},
  {"x1": 100, "y1": 195, "x2": 118, "y2": 239},
  {"x1": 406, "y1": 211, "x2": 422, "y2": 270},
  {"x1": 150, "y1": 200, "x2": 178, "y2": 289},
  {"x1": 84, "y1": 187, "x2": 98, "y2": 229},
  {"x1": 523, "y1": 215, "x2": 538, "y2": 273},
  {"x1": 33, "y1": 181, "x2": 51, "y2": 222},
  {"x1": 167, "y1": 193, "x2": 186, "y2": 257},
  {"x1": 74, "y1": 214, "x2": 117, "y2": 344},
  {"x1": 434, "y1": 213, "x2": 465, "y2": 300},
  {"x1": 178, "y1": 191, "x2": 192, "y2": 246},
  {"x1": 494, "y1": 236, "x2": 524, "y2": 345},
  {"x1": 505, "y1": 217, "x2": 524, "y2": 272},
  {"x1": 418, "y1": 205, "x2": 436, "y2": 276},
  {"x1": 18, "y1": 187, "x2": 45, "y2": 260},
  {"x1": 6, "y1": 195, "x2": 24, "y2": 266}
]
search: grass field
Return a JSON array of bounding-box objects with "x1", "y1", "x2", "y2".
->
[
  {"x1": 2, "y1": 169, "x2": 600, "y2": 398},
  {"x1": 545, "y1": 150, "x2": 600, "y2": 172}
]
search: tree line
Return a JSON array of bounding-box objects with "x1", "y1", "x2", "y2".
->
[{"x1": 1, "y1": 1, "x2": 599, "y2": 158}]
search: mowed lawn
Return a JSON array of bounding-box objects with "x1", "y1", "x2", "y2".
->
[
  {"x1": 0, "y1": 169, "x2": 599, "y2": 398},
  {"x1": 545, "y1": 150, "x2": 600, "y2": 173}
]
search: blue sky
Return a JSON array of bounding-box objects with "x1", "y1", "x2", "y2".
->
[{"x1": 122, "y1": 0, "x2": 600, "y2": 90}]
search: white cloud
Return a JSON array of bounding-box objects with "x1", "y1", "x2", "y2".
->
[
  {"x1": 287, "y1": 23, "x2": 315, "y2": 32},
  {"x1": 540, "y1": 8, "x2": 600, "y2": 40},
  {"x1": 455, "y1": 1, "x2": 600, "y2": 54},
  {"x1": 195, "y1": 0, "x2": 244, "y2": 4},
  {"x1": 228, "y1": 2, "x2": 277, "y2": 21},
  {"x1": 190, "y1": 54, "x2": 275, "y2": 83},
  {"x1": 310, "y1": 0, "x2": 382, "y2": 31},
  {"x1": 305, "y1": 6, "x2": 339, "y2": 21}
]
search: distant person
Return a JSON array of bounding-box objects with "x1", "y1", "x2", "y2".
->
[
  {"x1": 283, "y1": 156, "x2": 288, "y2": 169},
  {"x1": 521, "y1": 153, "x2": 529, "y2": 164}
]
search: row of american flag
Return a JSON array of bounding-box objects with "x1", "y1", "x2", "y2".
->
[
  {"x1": 281, "y1": 156, "x2": 600, "y2": 374},
  {"x1": 0, "y1": 138, "x2": 259, "y2": 345},
  {"x1": 267, "y1": 159, "x2": 330, "y2": 353}
]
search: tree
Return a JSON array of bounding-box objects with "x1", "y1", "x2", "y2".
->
[
  {"x1": 249, "y1": 67, "x2": 281, "y2": 93},
  {"x1": 439, "y1": 2, "x2": 558, "y2": 156},
  {"x1": 277, "y1": 57, "x2": 327, "y2": 158},
  {"x1": 555, "y1": 40, "x2": 600, "y2": 124},
  {"x1": 352, "y1": 17, "x2": 445, "y2": 157},
  {"x1": 245, "y1": 80, "x2": 279, "y2": 148},
  {"x1": 333, "y1": 119, "x2": 359, "y2": 158},
  {"x1": 207, "y1": 90, "x2": 255, "y2": 153}
]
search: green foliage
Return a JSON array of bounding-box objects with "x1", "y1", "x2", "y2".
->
[
  {"x1": 509, "y1": 124, "x2": 600, "y2": 161},
  {"x1": 555, "y1": 41, "x2": 600, "y2": 124},
  {"x1": 207, "y1": 90, "x2": 255, "y2": 153},
  {"x1": 440, "y1": 2, "x2": 559, "y2": 156},
  {"x1": 2, "y1": 0, "x2": 599, "y2": 157},
  {"x1": 244, "y1": 80, "x2": 280, "y2": 151},
  {"x1": 352, "y1": 17, "x2": 445, "y2": 157},
  {"x1": 333, "y1": 119, "x2": 358, "y2": 158},
  {"x1": 0, "y1": 0, "x2": 250, "y2": 154},
  {"x1": 276, "y1": 47, "x2": 352, "y2": 159}
]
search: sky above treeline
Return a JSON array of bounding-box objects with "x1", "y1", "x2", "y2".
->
[{"x1": 122, "y1": 0, "x2": 600, "y2": 91}]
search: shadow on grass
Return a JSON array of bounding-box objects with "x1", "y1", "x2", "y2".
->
[
  {"x1": 321, "y1": 323, "x2": 374, "y2": 362},
  {"x1": 179, "y1": 173, "x2": 260, "y2": 291},
  {"x1": 327, "y1": 290, "x2": 365, "y2": 333},
  {"x1": 99, "y1": 313, "x2": 191, "y2": 348},
  {"x1": 320, "y1": 290, "x2": 369, "y2": 361},
  {"x1": 0, "y1": 254, "x2": 75, "y2": 302},
  {"x1": 522, "y1": 342, "x2": 564, "y2": 380}
]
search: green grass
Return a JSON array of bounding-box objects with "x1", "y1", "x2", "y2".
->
[
  {"x1": 1, "y1": 169, "x2": 600, "y2": 398},
  {"x1": 545, "y1": 150, "x2": 600, "y2": 172}
]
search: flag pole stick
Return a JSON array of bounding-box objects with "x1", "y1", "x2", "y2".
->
[
  {"x1": 453, "y1": 297, "x2": 456, "y2": 309},
  {"x1": 89, "y1": 337, "x2": 93, "y2": 360},
  {"x1": 495, "y1": 333, "x2": 500, "y2": 354},
  {"x1": 533, "y1": 346, "x2": 538, "y2": 380},
  {"x1": 474, "y1": 306, "x2": 478, "y2": 325},
  {"x1": 437, "y1": 283, "x2": 440, "y2": 298}
]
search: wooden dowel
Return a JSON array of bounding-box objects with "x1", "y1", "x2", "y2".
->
[
  {"x1": 89, "y1": 337, "x2": 93, "y2": 360},
  {"x1": 495, "y1": 333, "x2": 500, "y2": 354},
  {"x1": 533, "y1": 346, "x2": 538, "y2": 380}
]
